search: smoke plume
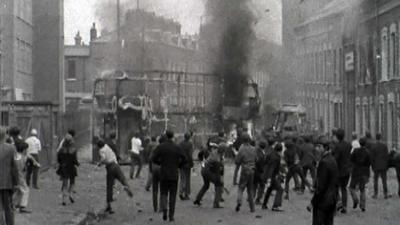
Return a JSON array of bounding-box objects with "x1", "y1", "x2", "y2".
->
[{"x1": 205, "y1": 0, "x2": 256, "y2": 107}]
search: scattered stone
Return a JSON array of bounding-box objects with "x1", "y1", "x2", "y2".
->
[
  {"x1": 255, "y1": 215, "x2": 262, "y2": 219},
  {"x1": 149, "y1": 218, "x2": 153, "y2": 221},
  {"x1": 138, "y1": 209, "x2": 143, "y2": 213},
  {"x1": 217, "y1": 219, "x2": 223, "y2": 223}
]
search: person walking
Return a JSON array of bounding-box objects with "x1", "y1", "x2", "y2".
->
[
  {"x1": 13, "y1": 140, "x2": 40, "y2": 213},
  {"x1": 25, "y1": 129, "x2": 41, "y2": 189},
  {"x1": 179, "y1": 133, "x2": 194, "y2": 200},
  {"x1": 284, "y1": 137, "x2": 312, "y2": 199},
  {"x1": 148, "y1": 135, "x2": 164, "y2": 212},
  {"x1": 311, "y1": 139, "x2": 339, "y2": 225},
  {"x1": 261, "y1": 142, "x2": 284, "y2": 211},
  {"x1": 349, "y1": 138, "x2": 371, "y2": 212},
  {"x1": 332, "y1": 128, "x2": 352, "y2": 214},
  {"x1": 130, "y1": 132, "x2": 143, "y2": 179},
  {"x1": 299, "y1": 136, "x2": 317, "y2": 188},
  {"x1": 235, "y1": 134, "x2": 257, "y2": 213},
  {"x1": 0, "y1": 127, "x2": 19, "y2": 225},
  {"x1": 370, "y1": 133, "x2": 390, "y2": 199},
  {"x1": 97, "y1": 139, "x2": 133, "y2": 214},
  {"x1": 56, "y1": 135, "x2": 79, "y2": 206},
  {"x1": 254, "y1": 141, "x2": 268, "y2": 205},
  {"x1": 193, "y1": 142, "x2": 224, "y2": 208},
  {"x1": 151, "y1": 130, "x2": 186, "y2": 222}
]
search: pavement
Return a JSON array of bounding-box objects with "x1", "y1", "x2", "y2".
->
[
  {"x1": 15, "y1": 145, "x2": 107, "y2": 225},
  {"x1": 13, "y1": 145, "x2": 400, "y2": 225}
]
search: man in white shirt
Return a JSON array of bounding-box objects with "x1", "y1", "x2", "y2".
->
[
  {"x1": 130, "y1": 132, "x2": 143, "y2": 179},
  {"x1": 97, "y1": 140, "x2": 133, "y2": 214},
  {"x1": 351, "y1": 132, "x2": 361, "y2": 154},
  {"x1": 25, "y1": 129, "x2": 41, "y2": 189}
]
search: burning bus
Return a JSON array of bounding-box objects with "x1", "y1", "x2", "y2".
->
[{"x1": 91, "y1": 70, "x2": 220, "y2": 162}]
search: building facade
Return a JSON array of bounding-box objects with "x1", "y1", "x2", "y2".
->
[
  {"x1": 0, "y1": 0, "x2": 64, "y2": 108},
  {"x1": 283, "y1": 0, "x2": 400, "y2": 147},
  {"x1": 0, "y1": 0, "x2": 34, "y2": 101}
]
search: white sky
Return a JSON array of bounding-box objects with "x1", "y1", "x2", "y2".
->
[{"x1": 64, "y1": 0, "x2": 282, "y2": 45}]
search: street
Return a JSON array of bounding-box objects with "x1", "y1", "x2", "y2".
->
[
  {"x1": 94, "y1": 164, "x2": 400, "y2": 225},
  {"x1": 12, "y1": 145, "x2": 400, "y2": 225}
]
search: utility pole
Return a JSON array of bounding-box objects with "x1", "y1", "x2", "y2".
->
[
  {"x1": 137, "y1": 0, "x2": 140, "y2": 9},
  {"x1": 117, "y1": 0, "x2": 121, "y2": 69}
]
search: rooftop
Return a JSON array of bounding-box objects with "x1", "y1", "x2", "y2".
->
[{"x1": 65, "y1": 45, "x2": 90, "y2": 57}]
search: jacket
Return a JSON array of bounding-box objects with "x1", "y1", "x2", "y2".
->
[
  {"x1": 263, "y1": 150, "x2": 281, "y2": 181},
  {"x1": 235, "y1": 143, "x2": 256, "y2": 172},
  {"x1": 0, "y1": 143, "x2": 19, "y2": 190},
  {"x1": 299, "y1": 142, "x2": 316, "y2": 167},
  {"x1": 180, "y1": 140, "x2": 194, "y2": 168},
  {"x1": 333, "y1": 140, "x2": 352, "y2": 177},
  {"x1": 370, "y1": 142, "x2": 389, "y2": 171},
  {"x1": 312, "y1": 151, "x2": 339, "y2": 211},
  {"x1": 152, "y1": 140, "x2": 186, "y2": 181},
  {"x1": 350, "y1": 147, "x2": 371, "y2": 178}
]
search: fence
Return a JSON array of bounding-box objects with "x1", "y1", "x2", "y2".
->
[{"x1": 0, "y1": 101, "x2": 60, "y2": 170}]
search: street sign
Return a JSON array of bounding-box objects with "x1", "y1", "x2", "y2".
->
[{"x1": 345, "y1": 51, "x2": 354, "y2": 72}]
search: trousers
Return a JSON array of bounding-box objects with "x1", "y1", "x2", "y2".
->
[
  {"x1": 237, "y1": 169, "x2": 255, "y2": 211},
  {"x1": 350, "y1": 175, "x2": 367, "y2": 209},
  {"x1": 195, "y1": 168, "x2": 223, "y2": 206},
  {"x1": 0, "y1": 190, "x2": 14, "y2": 225},
  {"x1": 285, "y1": 164, "x2": 311, "y2": 194},
  {"x1": 312, "y1": 207, "x2": 335, "y2": 225},
  {"x1": 129, "y1": 152, "x2": 142, "y2": 179},
  {"x1": 373, "y1": 170, "x2": 388, "y2": 196},
  {"x1": 160, "y1": 180, "x2": 178, "y2": 219},
  {"x1": 13, "y1": 178, "x2": 29, "y2": 208},
  {"x1": 179, "y1": 168, "x2": 191, "y2": 197},
  {"x1": 106, "y1": 163, "x2": 128, "y2": 204},
  {"x1": 262, "y1": 177, "x2": 283, "y2": 208},
  {"x1": 26, "y1": 154, "x2": 39, "y2": 188}
]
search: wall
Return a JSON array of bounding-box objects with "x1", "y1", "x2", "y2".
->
[{"x1": 32, "y1": 0, "x2": 64, "y2": 111}]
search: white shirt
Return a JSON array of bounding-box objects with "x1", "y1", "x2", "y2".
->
[
  {"x1": 99, "y1": 144, "x2": 117, "y2": 165},
  {"x1": 26, "y1": 136, "x2": 42, "y2": 155},
  {"x1": 351, "y1": 139, "x2": 360, "y2": 154},
  {"x1": 131, "y1": 137, "x2": 143, "y2": 154}
]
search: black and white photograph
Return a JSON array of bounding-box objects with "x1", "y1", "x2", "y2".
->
[{"x1": 0, "y1": 0, "x2": 400, "y2": 224}]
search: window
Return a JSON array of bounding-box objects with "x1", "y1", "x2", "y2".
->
[
  {"x1": 381, "y1": 27, "x2": 389, "y2": 81},
  {"x1": 68, "y1": 60, "x2": 76, "y2": 79},
  {"x1": 389, "y1": 23, "x2": 397, "y2": 79}
]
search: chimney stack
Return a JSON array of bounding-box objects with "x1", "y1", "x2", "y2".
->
[
  {"x1": 90, "y1": 23, "x2": 97, "y2": 42},
  {"x1": 74, "y1": 31, "x2": 82, "y2": 46}
]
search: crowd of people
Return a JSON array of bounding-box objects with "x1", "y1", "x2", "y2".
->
[{"x1": 1, "y1": 123, "x2": 400, "y2": 225}]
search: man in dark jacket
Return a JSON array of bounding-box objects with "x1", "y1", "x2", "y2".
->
[
  {"x1": 179, "y1": 133, "x2": 194, "y2": 200},
  {"x1": 262, "y1": 143, "x2": 284, "y2": 211},
  {"x1": 254, "y1": 141, "x2": 268, "y2": 204},
  {"x1": 370, "y1": 133, "x2": 390, "y2": 199},
  {"x1": 332, "y1": 128, "x2": 352, "y2": 213},
  {"x1": 235, "y1": 134, "x2": 257, "y2": 213},
  {"x1": 0, "y1": 127, "x2": 19, "y2": 225},
  {"x1": 349, "y1": 138, "x2": 370, "y2": 212},
  {"x1": 299, "y1": 136, "x2": 317, "y2": 188},
  {"x1": 284, "y1": 138, "x2": 312, "y2": 199},
  {"x1": 311, "y1": 139, "x2": 339, "y2": 225},
  {"x1": 151, "y1": 130, "x2": 186, "y2": 222}
]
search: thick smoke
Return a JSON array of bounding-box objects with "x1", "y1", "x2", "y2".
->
[{"x1": 206, "y1": 0, "x2": 256, "y2": 107}]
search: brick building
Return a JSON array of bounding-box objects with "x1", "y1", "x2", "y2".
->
[{"x1": 283, "y1": 0, "x2": 400, "y2": 147}]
